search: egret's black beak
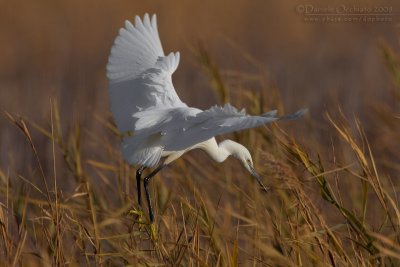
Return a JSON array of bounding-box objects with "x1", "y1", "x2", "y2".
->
[{"x1": 249, "y1": 165, "x2": 270, "y2": 193}]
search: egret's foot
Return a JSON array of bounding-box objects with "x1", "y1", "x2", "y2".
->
[
  {"x1": 126, "y1": 208, "x2": 143, "y2": 217},
  {"x1": 147, "y1": 223, "x2": 157, "y2": 241},
  {"x1": 126, "y1": 208, "x2": 145, "y2": 230}
]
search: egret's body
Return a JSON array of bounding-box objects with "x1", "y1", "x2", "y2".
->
[{"x1": 107, "y1": 14, "x2": 306, "y2": 222}]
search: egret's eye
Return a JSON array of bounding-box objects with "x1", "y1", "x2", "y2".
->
[{"x1": 246, "y1": 159, "x2": 252, "y2": 166}]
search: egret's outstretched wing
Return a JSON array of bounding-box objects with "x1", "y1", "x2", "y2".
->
[
  {"x1": 162, "y1": 104, "x2": 307, "y2": 151},
  {"x1": 107, "y1": 14, "x2": 186, "y2": 132},
  {"x1": 120, "y1": 104, "x2": 305, "y2": 167}
]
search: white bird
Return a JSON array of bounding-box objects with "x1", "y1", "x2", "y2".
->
[{"x1": 107, "y1": 14, "x2": 306, "y2": 222}]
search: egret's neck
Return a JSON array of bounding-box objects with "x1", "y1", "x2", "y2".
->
[{"x1": 196, "y1": 138, "x2": 241, "y2": 163}]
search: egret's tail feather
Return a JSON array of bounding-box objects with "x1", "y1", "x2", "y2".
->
[{"x1": 121, "y1": 135, "x2": 163, "y2": 167}]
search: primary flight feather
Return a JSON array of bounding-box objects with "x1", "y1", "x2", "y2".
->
[{"x1": 107, "y1": 14, "x2": 306, "y2": 222}]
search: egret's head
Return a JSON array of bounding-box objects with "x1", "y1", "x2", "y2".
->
[{"x1": 220, "y1": 140, "x2": 269, "y2": 192}]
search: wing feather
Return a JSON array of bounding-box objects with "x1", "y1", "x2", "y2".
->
[
  {"x1": 107, "y1": 14, "x2": 186, "y2": 134},
  {"x1": 119, "y1": 104, "x2": 305, "y2": 167},
  {"x1": 162, "y1": 104, "x2": 307, "y2": 151},
  {"x1": 107, "y1": 14, "x2": 306, "y2": 168}
]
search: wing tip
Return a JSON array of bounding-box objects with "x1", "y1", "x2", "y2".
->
[
  {"x1": 124, "y1": 20, "x2": 135, "y2": 32},
  {"x1": 107, "y1": 13, "x2": 165, "y2": 82},
  {"x1": 280, "y1": 108, "x2": 308, "y2": 120},
  {"x1": 125, "y1": 13, "x2": 157, "y2": 31}
]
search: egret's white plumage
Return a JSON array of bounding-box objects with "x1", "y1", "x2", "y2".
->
[
  {"x1": 107, "y1": 14, "x2": 306, "y2": 222},
  {"x1": 108, "y1": 14, "x2": 305, "y2": 169}
]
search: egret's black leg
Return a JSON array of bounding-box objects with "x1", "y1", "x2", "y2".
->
[
  {"x1": 136, "y1": 166, "x2": 146, "y2": 206},
  {"x1": 143, "y1": 164, "x2": 166, "y2": 222}
]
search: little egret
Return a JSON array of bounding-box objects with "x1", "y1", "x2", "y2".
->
[{"x1": 107, "y1": 14, "x2": 306, "y2": 222}]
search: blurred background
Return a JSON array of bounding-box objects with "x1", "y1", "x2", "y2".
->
[
  {"x1": 1, "y1": 0, "x2": 399, "y2": 174},
  {"x1": 1, "y1": 0, "x2": 399, "y2": 175}
]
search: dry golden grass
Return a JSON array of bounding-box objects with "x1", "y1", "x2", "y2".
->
[
  {"x1": 1, "y1": 1, "x2": 399, "y2": 266},
  {"x1": 2, "y1": 45, "x2": 400, "y2": 265}
]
